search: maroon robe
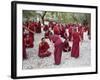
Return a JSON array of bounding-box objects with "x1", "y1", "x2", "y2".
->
[
  {"x1": 68, "y1": 26, "x2": 73, "y2": 41},
  {"x1": 35, "y1": 22, "x2": 41, "y2": 33},
  {"x1": 60, "y1": 25, "x2": 65, "y2": 38},
  {"x1": 23, "y1": 33, "x2": 27, "y2": 59},
  {"x1": 53, "y1": 25, "x2": 60, "y2": 35},
  {"x1": 38, "y1": 41, "x2": 51, "y2": 58},
  {"x1": 63, "y1": 40, "x2": 71, "y2": 52},
  {"x1": 28, "y1": 22, "x2": 34, "y2": 41},
  {"x1": 24, "y1": 36, "x2": 34, "y2": 48},
  {"x1": 49, "y1": 35, "x2": 64, "y2": 65},
  {"x1": 36, "y1": 21, "x2": 41, "y2": 33},
  {"x1": 71, "y1": 32, "x2": 80, "y2": 58},
  {"x1": 49, "y1": 21, "x2": 54, "y2": 30},
  {"x1": 44, "y1": 30, "x2": 51, "y2": 38},
  {"x1": 43, "y1": 25, "x2": 49, "y2": 32}
]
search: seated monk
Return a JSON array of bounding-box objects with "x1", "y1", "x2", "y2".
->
[
  {"x1": 24, "y1": 34, "x2": 34, "y2": 48},
  {"x1": 63, "y1": 39, "x2": 71, "y2": 52},
  {"x1": 38, "y1": 38, "x2": 51, "y2": 58}
]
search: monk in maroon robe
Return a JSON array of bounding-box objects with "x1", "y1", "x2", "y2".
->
[
  {"x1": 49, "y1": 34, "x2": 64, "y2": 65},
  {"x1": 35, "y1": 22, "x2": 41, "y2": 33},
  {"x1": 63, "y1": 39, "x2": 71, "y2": 52},
  {"x1": 59, "y1": 25, "x2": 65, "y2": 38},
  {"x1": 28, "y1": 22, "x2": 34, "y2": 41},
  {"x1": 36, "y1": 21, "x2": 41, "y2": 33},
  {"x1": 53, "y1": 24, "x2": 60, "y2": 35},
  {"x1": 23, "y1": 32, "x2": 27, "y2": 59},
  {"x1": 38, "y1": 38, "x2": 51, "y2": 58},
  {"x1": 43, "y1": 25, "x2": 49, "y2": 32},
  {"x1": 71, "y1": 28, "x2": 80, "y2": 58},
  {"x1": 49, "y1": 21, "x2": 54, "y2": 30},
  {"x1": 68, "y1": 26, "x2": 73, "y2": 41},
  {"x1": 44, "y1": 30, "x2": 51, "y2": 38},
  {"x1": 24, "y1": 34, "x2": 34, "y2": 48}
]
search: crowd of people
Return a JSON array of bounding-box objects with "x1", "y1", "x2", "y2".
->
[{"x1": 22, "y1": 20, "x2": 91, "y2": 65}]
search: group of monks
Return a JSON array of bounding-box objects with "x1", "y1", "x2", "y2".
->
[{"x1": 23, "y1": 20, "x2": 90, "y2": 65}]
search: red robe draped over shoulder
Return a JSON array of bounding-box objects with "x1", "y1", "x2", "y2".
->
[
  {"x1": 53, "y1": 25, "x2": 60, "y2": 35},
  {"x1": 38, "y1": 41, "x2": 51, "y2": 58},
  {"x1": 68, "y1": 26, "x2": 73, "y2": 41},
  {"x1": 49, "y1": 35, "x2": 64, "y2": 65},
  {"x1": 71, "y1": 32, "x2": 80, "y2": 58}
]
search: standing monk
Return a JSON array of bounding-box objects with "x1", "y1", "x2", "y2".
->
[
  {"x1": 28, "y1": 21, "x2": 34, "y2": 41},
  {"x1": 49, "y1": 33, "x2": 64, "y2": 65},
  {"x1": 37, "y1": 21, "x2": 41, "y2": 33},
  {"x1": 23, "y1": 31, "x2": 27, "y2": 60},
  {"x1": 59, "y1": 24, "x2": 65, "y2": 38},
  {"x1": 71, "y1": 28, "x2": 81, "y2": 58},
  {"x1": 38, "y1": 38, "x2": 51, "y2": 58},
  {"x1": 53, "y1": 24, "x2": 60, "y2": 35},
  {"x1": 68, "y1": 26, "x2": 73, "y2": 41}
]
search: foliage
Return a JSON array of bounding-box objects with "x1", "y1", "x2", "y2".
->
[{"x1": 23, "y1": 10, "x2": 91, "y2": 26}]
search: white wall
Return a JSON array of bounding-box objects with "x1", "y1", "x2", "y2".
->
[{"x1": 0, "y1": 0, "x2": 99, "y2": 80}]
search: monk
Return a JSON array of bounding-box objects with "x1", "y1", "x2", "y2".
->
[
  {"x1": 23, "y1": 23, "x2": 34, "y2": 48},
  {"x1": 43, "y1": 25, "x2": 49, "y2": 32},
  {"x1": 49, "y1": 21, "x2": 54, "y2": 30},
  {"x1": 24, "y1": 34, "x2": 34, "y2": 48},
  {"x1": 36, "y1": 21, "x2": 41, "y2": 33},
  {"x1": 35, "y1": 22, "x2": 41, "y2": 33},
  {"x1": 71, "y1": 28, "x2": 81, "y2": 58},
  {"x1": 53, "y1": 24, "x2": 60, "y2": 35},
  {"x1": 63, "y1": 39, "x2": 71, "y2": 52},
  {"x1": 38, "y1": 38, "x2": 51, "y2": 58},
  {"x1": 59, "y1": 25, "x2": 65, "y2": 38},
  {"x1": 28, "y1": 21, "x2": 34, "y2": 41},
  {"x1": 68, "y1": 26, "x2": 73, "y2": 41},
  {"x1": 44, "y1": 30, "x2": 51, "y2": 38},
  {"x1": 49, "y1": 33, "x2": 64, "y2": 65},
  {"x1": 23, "y1": 32, "x2": 27, "y2": 60}
]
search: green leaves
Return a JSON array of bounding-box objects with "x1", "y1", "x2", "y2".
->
[{"x1": 23, "y1": 10, "x2": 91, "y2": 26}]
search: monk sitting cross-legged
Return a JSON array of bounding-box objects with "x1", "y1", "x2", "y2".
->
[{"x1": 38, "y1": 38, "x2": 51, "y2": 58}]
